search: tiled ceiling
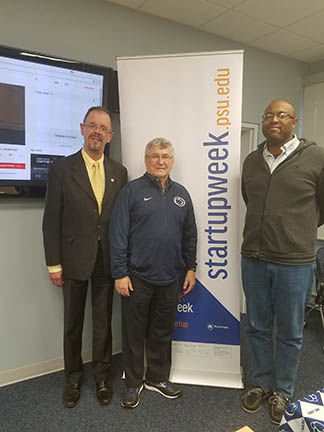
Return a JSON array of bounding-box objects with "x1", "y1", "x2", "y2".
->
[{"x1": 106, "y1": 0, "x2": 324, "y2": 64}]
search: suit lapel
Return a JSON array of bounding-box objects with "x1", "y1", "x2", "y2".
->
[
  {"x1": 102, "y1": 158, "x2": 117, "y2": 210},
  {"x1": 71, "y1": 150, "x2": 96, "y2": 202}
]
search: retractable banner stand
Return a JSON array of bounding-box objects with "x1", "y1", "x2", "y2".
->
[{"x1": 117, "y1": 50, "x2": 243, "y2": 388}]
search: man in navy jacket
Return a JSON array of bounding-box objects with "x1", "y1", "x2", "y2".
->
[{"x1": 110, "y1": 137, "x2": 197, "y2": 409}]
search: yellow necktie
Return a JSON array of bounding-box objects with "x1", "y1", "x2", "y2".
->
[{"x1": 91, "y1": 161, "x2": 104, "y2": 214}]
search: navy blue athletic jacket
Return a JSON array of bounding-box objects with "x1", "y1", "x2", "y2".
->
[{"x1": 109, "y1": 173, "x2": 197, "y2": 285}]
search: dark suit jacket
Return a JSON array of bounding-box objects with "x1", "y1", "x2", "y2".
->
[{"x1": 42, "y1": 149, "x2": 127, "y2": 280}]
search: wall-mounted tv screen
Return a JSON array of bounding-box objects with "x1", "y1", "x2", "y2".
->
[{"x1": 0, "y1": 45, "x2": 114, "y2": 195}]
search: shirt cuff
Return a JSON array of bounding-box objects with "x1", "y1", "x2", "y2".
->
[{"x1": 48, "y1": 264, "x2": 62, "y2": 273}]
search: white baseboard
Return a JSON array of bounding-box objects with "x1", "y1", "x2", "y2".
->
[{"x1": 0, "y1": 341, "x2": 122, "y2": 388}]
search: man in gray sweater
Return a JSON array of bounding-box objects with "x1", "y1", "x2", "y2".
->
[{"x1": 241, "y1": 99, "x2": 324, "y2": 425}]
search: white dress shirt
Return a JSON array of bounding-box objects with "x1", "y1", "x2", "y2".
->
[{"x1": 263, "y1": 135, "x2": 300, "y2": 174}]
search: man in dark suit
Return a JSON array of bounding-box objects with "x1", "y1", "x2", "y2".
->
[{"x1": 42, "y1": 106, "x2": 127, "y2": 408}]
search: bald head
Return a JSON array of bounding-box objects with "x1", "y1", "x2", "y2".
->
[{"x1": 264, "y1": 99, "x2": 296, "y2": 118}]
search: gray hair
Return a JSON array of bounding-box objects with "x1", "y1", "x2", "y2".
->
[{"x1": 145, "y1": 137, "x2": 174, "y2": 157}]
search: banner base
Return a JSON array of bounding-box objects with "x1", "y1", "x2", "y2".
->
[
  {"x1": 169, "y1": 367, "x2": 243, "y2": 389},
  {"x1": 170, "y1": 341, "x2": 243, "y2": 388}
]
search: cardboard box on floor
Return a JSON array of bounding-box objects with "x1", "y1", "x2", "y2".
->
[{"x1": 235, "y1": 427, "x2": 254, "y2": 432}]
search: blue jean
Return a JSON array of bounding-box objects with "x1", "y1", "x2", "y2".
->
[{"x1": 241, "y1": 256, "x2": 314, "y2": 398}]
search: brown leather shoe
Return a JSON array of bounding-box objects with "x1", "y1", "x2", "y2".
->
[
  {"x1": 63, "y1": 383, "x2": 81, "y2": 408},
  {"x1": 241, "y1": 387, "x2": 272, "y2": 413},
  {"x1": 269, "y1": 392, "x2": 291, "y2": 425},
  {"x1": 96, "y1": 381, "x2": 112, "y2": 405}
]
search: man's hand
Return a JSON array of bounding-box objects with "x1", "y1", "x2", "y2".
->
[
  {"x1": 49, "y1": 270, "x2": 64, "y2": 288},
  {"x1": 182, "y1": 270, "x2": 196, "y2": 296},
  {"x1": 115, "y1": 276, "x2": 134, "y2": 297}
]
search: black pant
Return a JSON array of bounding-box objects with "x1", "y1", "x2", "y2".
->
[
  {"x1": 63, "y1": 244, "x2": 114, "y2": 384},
  {"x1": 122, "y1": 275, "x2": 179, "y2": 388}
]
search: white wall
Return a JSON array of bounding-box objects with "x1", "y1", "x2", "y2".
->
[{"x1": 0, "y1": 0, "x2": 309, "y2": 383}]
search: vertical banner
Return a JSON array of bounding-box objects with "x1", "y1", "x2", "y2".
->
[{"x1": 117, "y1": 50, "x2": 243, "y2": 388}]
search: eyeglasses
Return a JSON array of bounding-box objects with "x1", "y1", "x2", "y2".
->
[
  {"x1": 262, "y1": 112, "x2": 295, "y2": 121},
  {"x1": 146, "y1": 154, "x2": 173, "y2": 161},
  {"x1": 83, "y1": 123, "x2": 112, "y2": 134}
]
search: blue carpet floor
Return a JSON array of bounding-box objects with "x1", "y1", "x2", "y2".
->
[{"x1": 1, "y1": 312, "x2": 323, "y2": 432}]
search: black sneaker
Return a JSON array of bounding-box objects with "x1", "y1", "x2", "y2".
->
[
  {"x1": 241, "y1": 387, "x2": 272, "y2": 413},
  {"x1": 120, "y1": 383, "x2": 143, "y2": 409},
  {"x1": 269, "y1": 392, "x2": 291, "y2": 425},
  {"x1": 144, "y1": 380, "x2": 182, "y2": 399}
]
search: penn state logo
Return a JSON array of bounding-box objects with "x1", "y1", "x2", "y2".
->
[
  {"x1": 285, "y1": 402, "x2": 298, "y2": 416},
  {"x1": 173, "y1": 196, "x2": 186, "y2": 207},
  {"x1": 310, "y1": 421, "x2": 324, "y2": 432}
]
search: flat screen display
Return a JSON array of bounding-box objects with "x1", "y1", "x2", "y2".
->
[{"x1": 0, "y1": 45, "x2": 112, "y2": 191}]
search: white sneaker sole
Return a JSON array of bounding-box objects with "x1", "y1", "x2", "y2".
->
[{"x1": 144, "y1": 382, "x2": 182, "y2": 399}]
